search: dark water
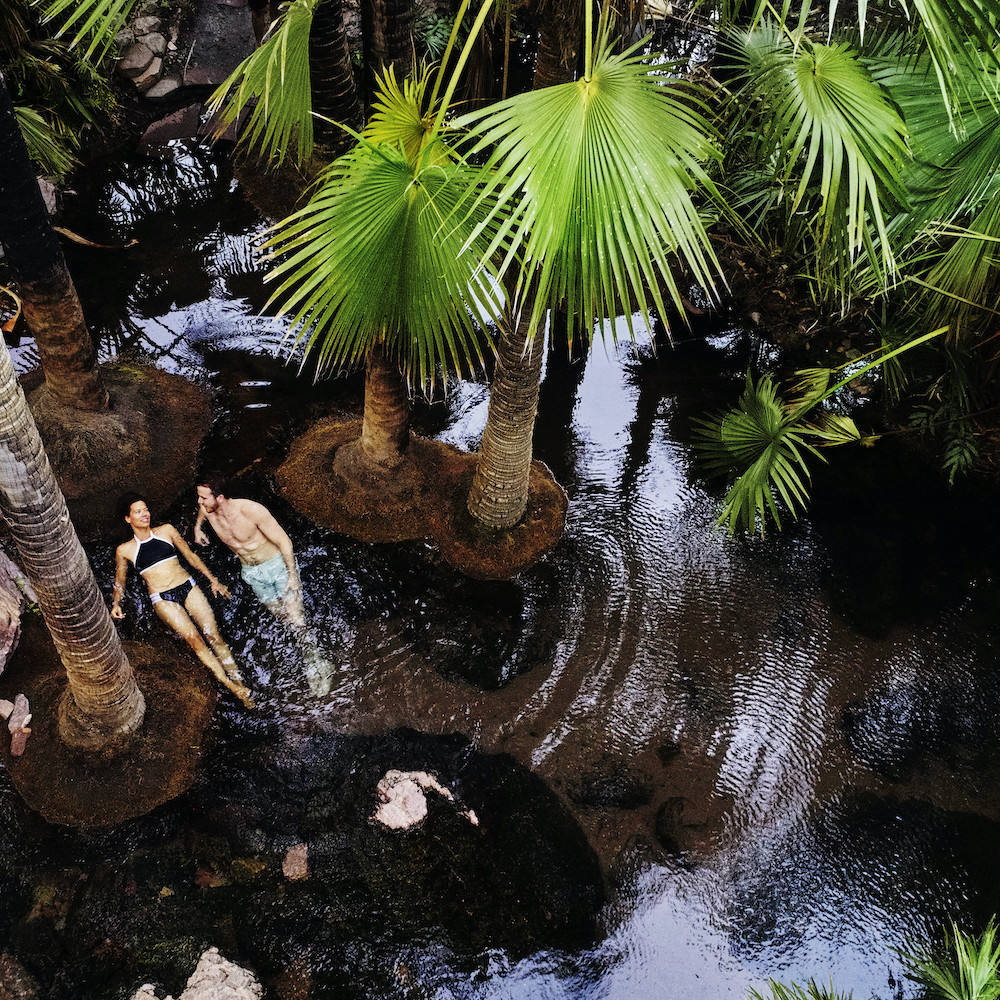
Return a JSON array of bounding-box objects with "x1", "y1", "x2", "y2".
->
[{"x1": 2, "y1": 139, "x2": 1000, "y2": 999}]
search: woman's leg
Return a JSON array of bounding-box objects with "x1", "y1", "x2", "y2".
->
[{"x1": 154, "y1": 598, "x2": 253, "y2": 708}]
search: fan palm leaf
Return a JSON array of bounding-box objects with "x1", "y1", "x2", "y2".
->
[
  {"x1": 902, "y1": 918, "x2": 1000, "y2": 1000},
  {"x1": 207, "y1": 0, "x2": 317, "y2": 166},
  {"x1": 693, "y1": 327, "x2": 945, "y2": 535},
  {"x1": 14, "y1": 103, "x2": 76, "y2": 177},
  {"x1": 263, "y1": 141, "x2": 509, "y2": 389},
  {"x1": 722, "y1": 24, "x2": 909, "y2": 299},
  {"x1": 32, "y1": 0, "x2": 140, "y2": 62},
  {"x1": 456, "y1": 14, "x2": 724, "y2": 342},
  {"x1": 692, "y1": 371, "x2": 827, "y2": 535}
]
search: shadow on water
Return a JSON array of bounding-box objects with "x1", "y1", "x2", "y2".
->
[{"x1": 3, "y1": 139, "x2": 1000, "y2": 999}]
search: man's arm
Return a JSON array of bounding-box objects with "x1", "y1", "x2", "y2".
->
[
  {"x1": 166, "y1": 524, "x2": 231, "y2": 599},
  {"x1": 194, "y1": 507, "x2": 211, "y2": 546}
]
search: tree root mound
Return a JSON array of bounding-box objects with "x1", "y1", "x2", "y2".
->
[
  {"x1": 0, "y1": 616, "x2": 216, "y2": 828},
  {"x1": 25, "y1": 361, "x2": 211, "y2": 541},
  {"x1": 275, "y1": 417, "x2": 568, "y2": 580}
]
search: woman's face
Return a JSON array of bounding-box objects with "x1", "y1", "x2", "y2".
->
[{"x1": 125, "y1": 501, "x2": 151, "y2": 530}]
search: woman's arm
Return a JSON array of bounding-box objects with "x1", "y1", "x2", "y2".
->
[
  {"x1": 111, "y1": 546, "x2": 130, "y2": 619},
  {"x1": 165, "y1": 524, "x2": 231, "y2": 599}
]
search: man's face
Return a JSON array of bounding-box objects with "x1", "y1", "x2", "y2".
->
[{"x1": 197, "y1": 486, "x2": 220, "y2": 514}]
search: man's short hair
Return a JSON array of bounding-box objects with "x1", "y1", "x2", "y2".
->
[
  {"x1": 198, "y1": 470, "x2": 229, "y2": 498},
  {"x1": 117, "y1": 491, "x2": 147, "y2": 521}
]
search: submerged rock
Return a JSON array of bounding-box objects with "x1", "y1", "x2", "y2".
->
[
  {"x1": 373, "y1": 769, "x2": 478, "y2": 830},
  {"x1": 131, "y1": 947, "x2": 261, "y2": 1000}
]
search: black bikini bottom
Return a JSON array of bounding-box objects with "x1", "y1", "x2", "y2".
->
[{"x1": 153, "y1": 578, "x2": 195, "y2": 606}]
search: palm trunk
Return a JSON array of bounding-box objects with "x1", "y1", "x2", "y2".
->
[
  {"x1": 360, "y1": 0, "x2": 412, "y2": 113},
  {"x1": 466, "y1": 304, "x2": 543, "y2": 527},
  {"x1": 360, "y1": 343, "x2": 409, "y2": 466},
  {"x1": 309, "y1": 0, "x2": 362, "y2": 152},
  {"x1": 334, "y1": 343, "x2": 410, "y2": 479},
  {"x1": 466, "y1": 9, "x2": 583, "y2": 529},
  {"x1": 0, "y1": 343, "x2": 144, "y2": 748},
  {"x1": 0, "y1": 72, "x2": 107, "y2": 412}
]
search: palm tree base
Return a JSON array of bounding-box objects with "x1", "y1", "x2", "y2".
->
[
  {"x1": 22, "y1": 361, "x2": 212, "y2": 542},
  {"x1": 277, "y1": 416, "x2": 568, "y2": 580},
  {"x1": 0, "y1": 617, "x2": 217, "y2": 827}
]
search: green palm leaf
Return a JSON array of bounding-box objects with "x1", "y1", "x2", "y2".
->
[
  {"x1": 33, "y1": 0, "x2": 140, "y2": 62},
  {"x1": 365, "y1": 62, "x2": 443, "y2": 165},
  {"x1": 723, "y1": 25, "x2": 909, "y2": 298},
  {"x1": 692, "y1": 372, "x2": 825, "y2": 535},
  {"x1": 902, "y1": 919, "x2": 1000, "y2": 1000},
  {"x1": 14, "y1": 104, "x2": 76, "y2": 178},
  {"x1": 206, "y1": 0, "x2": 316, "y2": 166},
  {"x1": 456, "y1": 17, "x2": 723, "y2": 342},
  {"x1": 263, "y1": 143, "x2": 509, "y2": 389}
]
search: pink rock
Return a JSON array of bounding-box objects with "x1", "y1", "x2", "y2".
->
[
  {"x1": 282, "y1": 843, "x2": 308, "y2": 881},
  {"x1": 10, "y1": 728, "x2": 29, "y2": 757},
  {"x1": 8, "y1": 694, "x2": 28, "y2": 733},
  {"x1": 0, "y1": 700, "x2": 13, "y2": 720}
]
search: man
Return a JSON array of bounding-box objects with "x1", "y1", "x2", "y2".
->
[{"x1": 194, "y1": 472, "x2": 305, "y2": 629}]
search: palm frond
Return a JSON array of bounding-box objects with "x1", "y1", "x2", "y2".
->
[
  {"x1": 457, "y1": 15, "x2": 723, "y2": 343},
  {"x1": 721, "y1": 24, "x2": 909, "y2": 302},
  {"x1": 32, "y1": 0, "x2": 140, "y2": 62},
  {"x1": 206, "y1": 0, "x2": 317, "y2": 166},
  {"x1": 750, "y1": 979, "x2": 853, "y2": 1000},
  {"x1": 14, "y1": 104, "x2": 77, "y2": 178},
  {"x1": 263, "y1": 144, "x2": 510, "y2": 389},
  {"x1": 364, "y1": 62, "x2": 446, "y2": 166},
  {"x1": 901, "y1": 919, "x2": 1000, "y2": 1000},
  {"x1": 692, "y1": 372, "x2": 825, "y2": 535}
]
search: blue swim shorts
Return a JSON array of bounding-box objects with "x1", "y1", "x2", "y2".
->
[{"x1": 241, "y1": 553, "x2": 298, "y2": 606}]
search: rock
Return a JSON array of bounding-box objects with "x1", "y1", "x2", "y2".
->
[
  {"x1": 180, "y1": 947, "x2": 262, "y2": 999},
  {"x1": 129, "y1": 986, "x2": 164, "y2": 999},
  {"x1": 282, "y1": 843, "x2": 308, "y2": 880},
  {"x1": 143, "y1": 31, "x2": 167, "y2": 56},
  {"x1": 118, "y1": 42, "x2": 155, "y2": 78},
  {"x1": 373, "y1": 769, "x2": 478, "y2": 830},
  {"x1": 0, "y1": 700, "x2": 13, "y2": 720},
  {"x1": 133, "y1": 15, "x2": 163, "y2": 34},
  {"x1": 133, "y1": 56, "x2": 164, "y2": 91},
  {"x1": 8, "y1": 694, "x2": 28, "y2": 732},
  {"x1": 115, "y1": 28, "x2": 135, "y2": 50},
  {"x1": 0, "y1": 952, "x2": 39, "y2": 998},
  {"x1": 144, "y1": 76, "x2": 183, "y2": 101},
  {"x1": 139, "y1": 103, "x2": 200, "y2": 148},
  {"x1": 10, "y1": 728, "x2": 30, "y2": 757}
]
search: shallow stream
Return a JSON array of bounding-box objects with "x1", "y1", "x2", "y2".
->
[{"x1": 2, "y1": 139, "x2": 999, "y2": 999}]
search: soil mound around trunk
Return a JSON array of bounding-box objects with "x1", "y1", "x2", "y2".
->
[
  {"x1": 24, "y1": 361, "x2": 211, "y2": 542},
  {"x1": 0, "y1": 616, "x2": 216, "y2": 827},
  {"x1": 275, "y1": 416, "x2": 567, "y2": 580}
]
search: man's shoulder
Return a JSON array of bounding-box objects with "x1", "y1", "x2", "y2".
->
[{"x1": 230, "y1": 498, "x2": 271, "y2": 519}]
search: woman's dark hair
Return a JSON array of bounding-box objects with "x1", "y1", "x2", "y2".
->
[{"x1": 117, "y1": 491, "x2": 147, "y2": 521}]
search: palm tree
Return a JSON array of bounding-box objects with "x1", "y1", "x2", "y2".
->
[
  {"x1": 0, "y1": 337, "x2": 144, "y2": 748},
  {"x1": 0, "y1": 71, "x2": 106, "y2": 411},
  {"x1": 462, "y1": 6, "x2": 725, "y2": 528},
  {"x1": 263, "y1": 46, "x2": 510, "y2": 475}
]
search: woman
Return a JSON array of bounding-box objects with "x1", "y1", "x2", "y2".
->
[{"x1": 111, "y1": 492, "x2": 254, "y2": 709}]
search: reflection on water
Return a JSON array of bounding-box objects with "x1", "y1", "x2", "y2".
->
[{"x1": 3, "y1": 139, "x2": 1000, "y2": 999}]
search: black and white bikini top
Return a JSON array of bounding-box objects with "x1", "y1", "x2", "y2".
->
[{"x1": 133, "y1": 530, "x2": 178, "y2": 575}]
